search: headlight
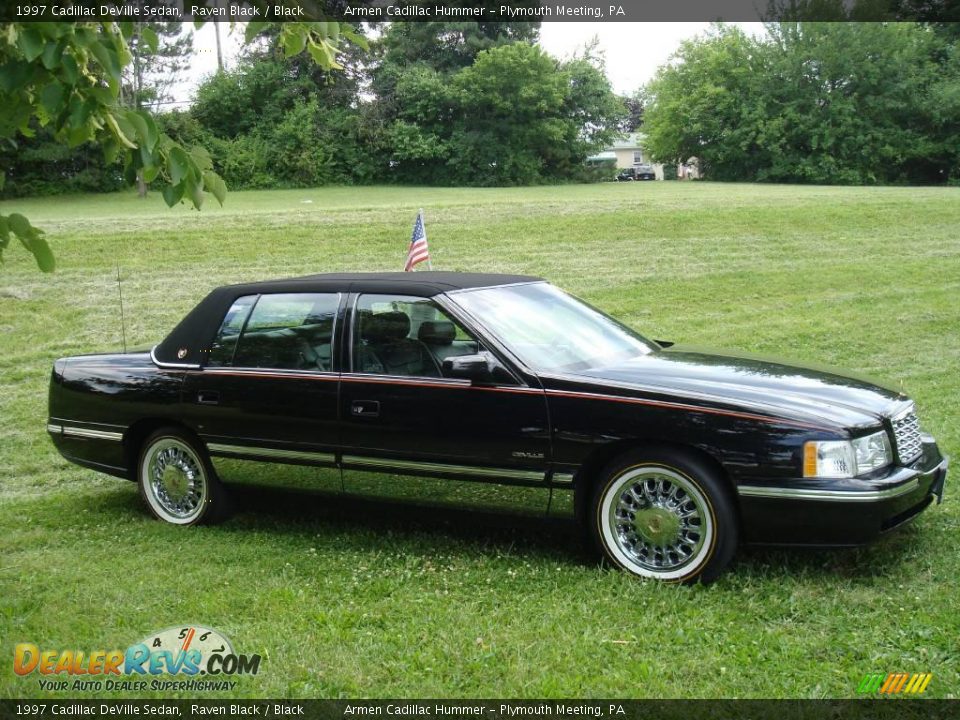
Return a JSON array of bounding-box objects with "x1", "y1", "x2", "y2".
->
[
  {"x1": 852, "y1": 430, "x2": 893, "y2": 473},
  {"x1": 803, "y1": 430, "x2": 892, "y2": 478}
]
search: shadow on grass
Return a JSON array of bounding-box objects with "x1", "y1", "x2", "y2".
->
[
  {"x1": 83, "y1": 481, "x2": 937, "y2": 585},
  {"x1": 89, "y1": 481, "x2": 589, "y2": 566}
]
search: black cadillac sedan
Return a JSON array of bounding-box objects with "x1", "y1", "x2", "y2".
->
[{"x1": 47, "y1": 272, "x2": 948, "y2": 583}]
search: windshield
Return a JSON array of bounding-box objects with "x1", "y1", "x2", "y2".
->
[{"x1": 449, "y1": 283, "x2": 656, "y2": 373}]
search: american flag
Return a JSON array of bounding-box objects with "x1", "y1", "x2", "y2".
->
[{"x1": 403, "y1": 209, "x2": 431, "y2": 271}]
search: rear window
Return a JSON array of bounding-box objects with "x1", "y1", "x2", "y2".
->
[
  {"x1": 209, "y1": 293, "x2": 340, "y2": 371},
  {"x1": 207, "y1": 296, "x2": 257, "y2": 367}
]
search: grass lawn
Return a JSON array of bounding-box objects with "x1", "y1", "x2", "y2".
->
[{"x1": 1, "y1": 182, "x2": 958, "y2": 699}]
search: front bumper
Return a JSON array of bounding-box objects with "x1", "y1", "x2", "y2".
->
[{"x1": 738, "y1": 439, "x2": 948, "y2": 547}]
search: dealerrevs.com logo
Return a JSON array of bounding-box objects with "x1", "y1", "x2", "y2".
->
[{"x1": 14, "y1": 625, "x2": 261, "y2": 693}]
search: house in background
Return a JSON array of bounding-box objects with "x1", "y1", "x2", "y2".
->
[
  {"x1": 588, "y1": 133, "x2": 701, "y2": 180},
  {"x1": 588, "y1": 132, "x2": 665, "y2": 180}
]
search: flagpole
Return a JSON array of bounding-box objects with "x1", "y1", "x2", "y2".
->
[{"x1": 421, "y1": 207, "x2": 432, "y2": 270}]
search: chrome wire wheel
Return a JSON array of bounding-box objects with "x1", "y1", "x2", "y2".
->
[
  {"x1": 599, "y1": 465, "x2": 715, "y2": 581},
  {"x1": 140, "y1": 437, "x2": 208, "y2": 524}
]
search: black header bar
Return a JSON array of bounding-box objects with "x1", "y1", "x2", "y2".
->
[{"x1": 3, "y1": 0, "x2": 959, "y2": 23}]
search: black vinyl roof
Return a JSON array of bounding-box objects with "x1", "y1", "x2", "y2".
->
[
  {"x1": 221, "y1": 271, "x2": 543, "y2": 297},
  {"x1": 153, "y1": 271, "x2": 542, "y2": 366}
]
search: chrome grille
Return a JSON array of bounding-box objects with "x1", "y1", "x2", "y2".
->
[{"x1": 892, "y1": 409, "x2": 923, "y2": 464}]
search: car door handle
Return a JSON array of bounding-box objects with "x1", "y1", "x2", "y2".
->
[
  {"x1": 197, "y1": 390, "x2": 220, "y2": 405},
  {"x1": 351, "y1": 400, "x2": 380, "y2": 418}
]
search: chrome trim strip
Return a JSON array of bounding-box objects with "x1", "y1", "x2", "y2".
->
[
  {"x1": 738, "y1": 479, "x2": 920, "y2": 502},
  {"x1": 552, "y1": 472, "x2": 575, "y2": 484},
  {"x1": 342, "y1": 455, "x2": 545, "y2": 481},
  {"x1": 891, "y1": 401, "x2": 917, "y2": 423},
  {"x1": 150, "y1": 345, "x2": 201, "y2": 370},
  {"x1": 62, "y1": 427, "x2": 123, "y2": 441},
  {"x1": 347, "y1": 291, "x2": 360, "y2": 375},
  {"x1": 206, "y1": 443, "x2": 336, "y2": 464},
  {"x1": 341, "y1": 372, "x2": 469, "y2": 388},
  {"x1": 200, "y1": 367, "x2": 340, "y2": 381},
  {"x1": 444, "y1": 281, "x2": 546, "y2": 296},
  {"x1": 46, "y1": 423, "x2": 63, "y2": 435}
]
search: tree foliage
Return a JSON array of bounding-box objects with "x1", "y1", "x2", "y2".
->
[
  {"x1": 190, "y1": 28, "x2": 374, "y2": 188},
  {"x1": 377, "y1": 21, "x2": 541, "y2": 75},
  {"x1": 188, "y1": 21, "x2": 621, "y2": 187},
  {"x1": 123, "y1": 22, "x2": 193, "y2": 111},
  {"x1": 0, "y1": 21, "x2": 360, "y2": 272},
  {"x1": 374, "y1": 32, "x2": 624, "y2": 185},
  {"x1": 642, "y1": 23, "x2": 959, "y2": 184},
  {"x1": 619, "y1": 90, "x2": 645, "y2": 133}
]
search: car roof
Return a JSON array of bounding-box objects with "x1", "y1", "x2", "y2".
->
[
  {"x1": 219, "y1": 271, "x2": 543, "y2": 297},
  {"x1": 152, "y1": 271, "x2": 544, "y2": 367}
]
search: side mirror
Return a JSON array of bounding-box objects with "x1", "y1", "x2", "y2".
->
[{"x1": 442, "y1": 353, "x2": 493, "y2": 383}]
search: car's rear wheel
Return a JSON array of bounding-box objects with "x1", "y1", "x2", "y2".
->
[
  {"x1": 137, "y1": 428, "x2": 228, "y2": 525},
  {"x1": 590, "y1": 449, "x2": 737, "y2": 584}
]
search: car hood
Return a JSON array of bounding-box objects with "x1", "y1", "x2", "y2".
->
[{"x1": 571, "y1": 345, "x2": 908, "y2": 430}]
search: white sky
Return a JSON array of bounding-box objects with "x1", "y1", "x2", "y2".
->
[
  {"x1": 540, "y1": 22, "x2": 765, "y2": 94},
  {"x1": 171, "y1": 22, "x2": 767, "y2": 105}
]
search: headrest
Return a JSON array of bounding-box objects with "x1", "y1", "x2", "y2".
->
[
  {"x1": 418, "y1": 320, "x2": 456, "y2": 345},
  {"x1": 361, "y1": 311, "x2": 410, "y2": 342}
]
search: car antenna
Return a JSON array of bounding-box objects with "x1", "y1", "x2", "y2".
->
[{"x1": 116, "y1": 263, "x2": 127, "y2": 354}]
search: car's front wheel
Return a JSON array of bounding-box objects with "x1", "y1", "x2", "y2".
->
[
  {"x1": 137, "y1": 428, "x2": 228, "y2": 525},
  {"x1": 591, "y1": 449, "x2": 737, "y2": 584}
]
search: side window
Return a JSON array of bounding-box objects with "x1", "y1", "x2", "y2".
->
[
  {"x1": 231, "y1": 293, "x2": 339, "y2": 371},
  {"x1": 208, "y1": 295, "x2": 257, "y2": 367},
  {"x1": 352, "y1": 294, "x2": 481, "y2": 378}
]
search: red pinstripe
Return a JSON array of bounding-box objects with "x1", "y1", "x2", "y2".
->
[{"x1": 188, "y1": 370, "x2": 826, "y2": 429}]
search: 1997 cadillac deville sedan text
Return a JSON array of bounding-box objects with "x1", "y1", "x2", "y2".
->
[{"x1": 47, "y1": 272, "x2": 948, "y2": 583}]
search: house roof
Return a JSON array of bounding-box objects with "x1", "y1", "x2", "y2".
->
[{"x1": 609, "y1": 132, "x2": 646, "y2": 150}]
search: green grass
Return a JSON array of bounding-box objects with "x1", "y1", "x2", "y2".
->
[{"x1": 1, "y1": 182, "x2": 959, "y2": 699}]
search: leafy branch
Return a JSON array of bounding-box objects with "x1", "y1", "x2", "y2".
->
[{"x1": 0, "y1": 20, "x2": 362, "y2": 272}]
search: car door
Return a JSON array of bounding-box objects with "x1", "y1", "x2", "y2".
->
[
  {"x1": 339, "y1": 292, "x2": 552, "y2": 515},
  {"x1": 181, "y1": 291, "x2": 343, "y2": 493}
]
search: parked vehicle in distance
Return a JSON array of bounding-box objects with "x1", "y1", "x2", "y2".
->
[
  {"x1": 617, "y1": 165, "x2": 656, "y2": 181},
  {"x1": 633, "y1": 163, "x2": 656, "y2": 180},
  {"x1": 48, "y1": 272, "x2": 948, "y2": 583}
]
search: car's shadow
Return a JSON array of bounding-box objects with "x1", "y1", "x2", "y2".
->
[
  {"x1": 226, "y1": 484, "x2": 588, "y2": 564},
  {"x1": 97, "y1": 483, "x2": 934, "y2": 585}
]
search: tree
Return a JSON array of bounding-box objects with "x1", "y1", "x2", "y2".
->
[
  {"x1": 123, "y1": 22, "x2": 193, "y2": 112},
  {"x1": 124, "y1": 22, "x2": 194, "y2": 196},
  {"x1": 0, "y1": 21, "x2": 363, "y2": 272},
  {"x1": 378, "y1": 21, "x2": 541, "y2": 75},
  {"x1": 190, "y1": 25, "x2": 373, "y2": 189},
  {"x1": 0, "y1": 127, "x2": 124, "y2": 199},
  {"x1": 642, "y1": 22, "x2": 956, "y2": 184},
  {"x1": 370, "y1": 21, "x2": 541, "y2": 130},
  {"x1": 760, "y1": 23, "x2": 945, "y2": 184},
  {"x1": 619, "y1": 90, "x2": 645, "y2": 133},
  {"x1": 375, "y1": 37, "x2": 623, "y2": 185},
  {"x1": 642, "y1": 25, "x2": 772, "y2": 180}
]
